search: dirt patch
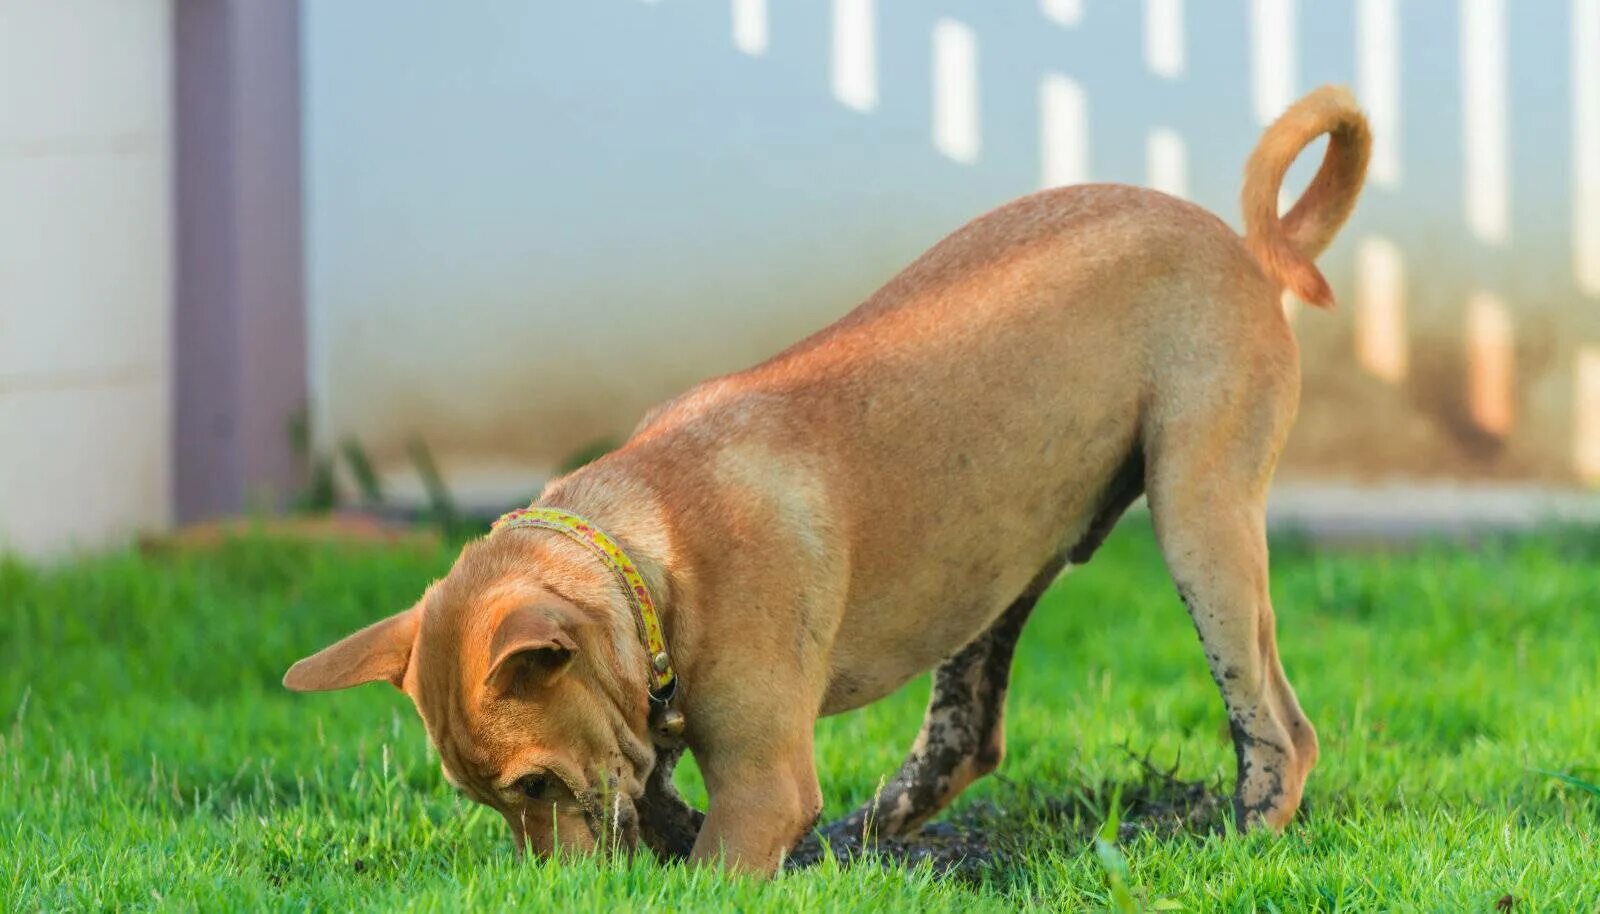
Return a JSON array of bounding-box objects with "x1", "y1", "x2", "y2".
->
[
  {"x1": 785, "y1": 756, "x2": 1228, "y2": 881},
  {"x1": 137, "y1": 511, "x2": 441, "y2": 555}
]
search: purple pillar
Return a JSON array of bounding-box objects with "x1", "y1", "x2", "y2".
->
[{"x1": 173, "y1": 0, "x2": 306, "y2": 521}]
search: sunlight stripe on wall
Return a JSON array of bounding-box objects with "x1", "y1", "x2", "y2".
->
[
  {"x1": 733, "y1": 0, "x2": 768, "y2": 56},
  {"x1": 1576, "y1": 348, "x2": 1600, "y2": 483},
  {"x1": 1144, "y1": 0, "x2": 1184, "y2": 79},
  {"x1": 1466, "y1": 292, "x2": 1514, "y2": 435},
  {"x1": 1146, "y1": 128, "x2": 1188, "y2": 198},
  {"x1": 1461, "y1": 0, "x2": 1508, "y2": 244},
  {"x1": 1040, "y1": 0, "x2": 1083, "y2": 27},
  {"x1": 1357, "y1": 0, "x2": 1401, "y2": 187},
  {"x1": 1575, "y1": 0, "x2": 1600, "y2": 293},
  {"x1": 1251, "y1": 0, "x2": 1296, "y2": 125},
  {"x1": 932, "y1": 18, "x2": 980, "y2": 164},
  {"x1": 832, "y1": 0, "x2": 877, "y2": 111},
  {"x1": 1355, "y1": 237, "x2": 1407, "y2": 383},
  {"x1": 1039, "y1": 74, "x2": 1089, "y2": 188}
]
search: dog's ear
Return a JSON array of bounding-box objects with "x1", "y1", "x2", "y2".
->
[
  {"x1": 486, "y1": 604, "x2": 579, "y2": 693},
  {"x1": 283, "y1": 605, "x2": 421, "y2": 692}
]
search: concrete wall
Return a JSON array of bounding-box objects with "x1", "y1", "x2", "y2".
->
[
  {"x1": 0, "y1": 1, "x2": 173, "y2": 555},
  {"x1": 303, "y1": 1, "x2": 1600, "y2": 503},
  {"x1": 3, "y1": 1, "x2": 1589, "y2": 556}
]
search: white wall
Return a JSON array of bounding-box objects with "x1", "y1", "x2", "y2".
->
[
  {"x1": 303, "y1": 1, "x2": 1600, "y2": 496},
  {"x1": 0, "y1": 1, "x2": 173, "y2": 556}
]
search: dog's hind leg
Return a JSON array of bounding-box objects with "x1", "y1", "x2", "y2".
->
[
  {"x1": 1144, "y1": 365, "x2": 1319, "y2": 830},
  {"x1": 815, "y1": 563, "x2": 1060, "y2": 844}
]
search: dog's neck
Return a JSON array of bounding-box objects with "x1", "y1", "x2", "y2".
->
[{"x1": 534, "y1": 459, "x2": 689, "y2": 705}]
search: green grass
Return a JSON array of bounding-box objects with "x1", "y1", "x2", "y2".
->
[{"x1": 3, "y1": 520, "x2": 1597, "y2": 911}]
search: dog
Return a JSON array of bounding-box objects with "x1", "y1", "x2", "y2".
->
[{"x1": 285, "y1": 85, "x2": 1369, "y2": 875}]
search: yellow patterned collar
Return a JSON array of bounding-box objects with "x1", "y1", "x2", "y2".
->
[{"x1": 490, "y1": 506, "x2": 677, "y2": 703}]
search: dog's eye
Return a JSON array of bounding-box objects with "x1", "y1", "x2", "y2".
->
[{"x1": 516, "y1": 774, "x2": 548, "y2": 800}]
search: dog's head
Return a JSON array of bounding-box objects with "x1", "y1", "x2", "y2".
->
[{"x1": 283, "y1": 533, "x2": 657, "y2": 856}]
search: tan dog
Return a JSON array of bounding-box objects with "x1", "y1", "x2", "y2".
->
[{"x1": 285, "y1": 86, "x2": 1369, "y2": 875}]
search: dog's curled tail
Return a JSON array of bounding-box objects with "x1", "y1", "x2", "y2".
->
[{"x1": 1241, "y1": 85, "x2": 1371, "y2": 308}]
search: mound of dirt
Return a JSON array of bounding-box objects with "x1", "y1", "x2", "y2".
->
[{"x1": 786, "y1": 760, "x2": 1228, "y2": 881}]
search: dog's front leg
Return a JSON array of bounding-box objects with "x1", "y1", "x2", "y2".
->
[{"x1": 690, "y1": 731, "x2": 822, "y2": 874}]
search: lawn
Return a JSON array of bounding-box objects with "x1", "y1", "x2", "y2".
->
[{"x1": 3, "y1": 519, "x2": 1597, "y2": 911}]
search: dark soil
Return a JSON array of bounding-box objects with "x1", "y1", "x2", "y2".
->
[{"x1": 785, "y1": 758, "x2": 1229, "y2": 882}]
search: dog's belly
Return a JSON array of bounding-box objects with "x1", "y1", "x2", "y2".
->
[
  {"x1": 808, "y1": 369, "x2": 1141, "y2": 717},
  {"x1": 815, "y1": 469, "x2": 1114, "y2": 717}
]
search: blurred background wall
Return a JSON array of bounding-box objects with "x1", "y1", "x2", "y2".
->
[
  {"x1": 303, "y1": 0, "x2": 1600, "y2": 505},
  {"x1": 0, "y1": 1, "x2": 173, "y2": 554},
  {"x1": 3, "y1": 0, "x2": 1598, "y2": 555}
]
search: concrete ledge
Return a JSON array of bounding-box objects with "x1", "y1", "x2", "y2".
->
[{"x1": 1264, "y1": 483, "x2": 1600, "y2": 540}]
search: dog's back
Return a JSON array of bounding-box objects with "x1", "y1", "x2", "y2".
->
[{"x1": 624, "y1": 88, "x2": 1370, "y2": 709}]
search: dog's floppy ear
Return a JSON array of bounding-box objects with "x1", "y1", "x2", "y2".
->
[
  {"x1": 486, "y1": 604, "x2": 579, "y2": 693},
  {"x1": 283, "y1": 605, "x2": 421, "y2": 692}
]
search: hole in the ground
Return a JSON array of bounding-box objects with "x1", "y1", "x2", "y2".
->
[{"x1": 784, "y1": 758, "x2": 1229, "y2": 881}]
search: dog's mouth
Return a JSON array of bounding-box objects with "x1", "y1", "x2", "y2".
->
[
  {"x1": 508, "y1": 795, "x2": 641, "y2": 858},
  {"x1": 515, "y1": 771, "x2": 642, "y2": 857},
  {"x1": 584, "y1": 790, "x2": 643, "y2": 854}
]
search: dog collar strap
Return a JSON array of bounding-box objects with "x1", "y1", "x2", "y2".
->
[{"x1": 490, "y1": 506, "x2": 676, "y2": 699}]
